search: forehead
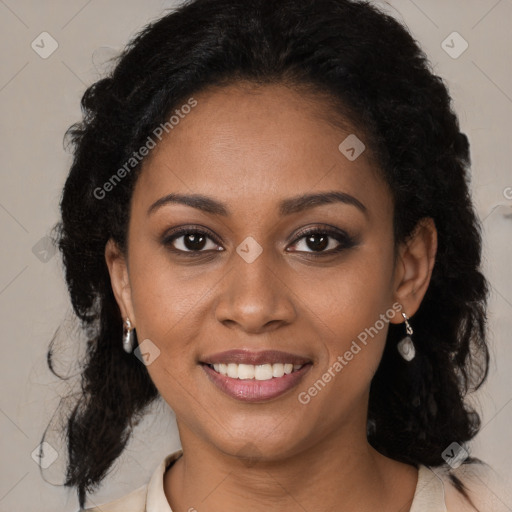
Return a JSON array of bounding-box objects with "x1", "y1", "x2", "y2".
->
[{"x1": 133, "y1": 82, "x2": 391, "y2": 219}]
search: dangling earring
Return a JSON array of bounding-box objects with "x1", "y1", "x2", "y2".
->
[
  {"x1": 122, "y1": 318, "x2": 136, "y2": 353},
  {"x1": 397, "y1": 311, "x2": 415, "y2": 361}
]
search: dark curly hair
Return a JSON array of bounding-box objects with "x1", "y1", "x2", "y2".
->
[{"x1": 45, "y1": 0, "x2": 490, "y2": 508}]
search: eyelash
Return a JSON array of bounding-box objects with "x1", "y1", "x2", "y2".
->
[{"x1": 161, "y1": 225, "x2": 357, "y2": 258}]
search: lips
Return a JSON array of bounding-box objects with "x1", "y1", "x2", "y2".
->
[{"x1": 199, "y1": 349, "x2": 313, "y2": 402}]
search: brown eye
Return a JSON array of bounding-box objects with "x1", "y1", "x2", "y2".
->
[
  {"x1": 302, "y1": 233, "x2": 330, "y2": 252},
  {"x1": 288, "y1": 227, "x2": 357, "y2": 256},
  {"x1": 162, "y1": 227, "x2": 223, "y2": 254}
]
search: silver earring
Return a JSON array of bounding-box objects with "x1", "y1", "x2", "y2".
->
[
  {"x1": 122, "y1": 318, "x2": 136, "y2": 353},
  {"x1": 397, "y1": 311, "x2": 415, "y2": 361}
]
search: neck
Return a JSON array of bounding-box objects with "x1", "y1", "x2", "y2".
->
[{"x1": 163, "y1": 423, "x2": 418, "y2": 512}]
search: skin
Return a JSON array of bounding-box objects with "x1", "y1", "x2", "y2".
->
[{"x1": 106, "y1": 82, "x2": 437, "y2": 512}]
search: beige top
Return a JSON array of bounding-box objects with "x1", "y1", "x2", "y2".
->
[{"x1": 83, "y1": 449, "x2": 510, "y2": 512}]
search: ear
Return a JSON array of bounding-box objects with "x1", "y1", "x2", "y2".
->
[
  {"x1": 104, "y1": 238, "x2": 136, "y2": 326},
  {"x1": 389, "y1": 217, "x2": 437, "y2": 324}
]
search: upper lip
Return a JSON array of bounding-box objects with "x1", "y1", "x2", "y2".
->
[{"x1": 200, "y1": 349, "x2": 312, "y2": 366}]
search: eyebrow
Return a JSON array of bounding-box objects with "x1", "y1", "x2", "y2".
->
[{"x1": 147, "y1": 191, "x2": 367, "y2": 217}]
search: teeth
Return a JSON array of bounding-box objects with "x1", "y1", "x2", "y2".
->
[
  {"x1": 227, "y1": 363, "x2": 238, "y2": 378},
  {"x1": 238, "y1": 364, "x2": 254, "y2": 379},
  {"x1": 255, "y1": 364, "x2": 273, "y2": 380},
  {"x1": 210, "y1": 362, "x2": 304, "y2": 380},
  {"x1": 272, "y1": 363, "x2": 284, "y2": 377}
]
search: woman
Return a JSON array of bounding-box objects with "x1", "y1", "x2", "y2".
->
[{"x1": 46, "y1": 0, "x2": 507, "y2": 510}]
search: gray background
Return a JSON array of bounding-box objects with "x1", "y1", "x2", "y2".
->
[{"x1": 0, "y1": 1, "x2": 511, "y2": 510}]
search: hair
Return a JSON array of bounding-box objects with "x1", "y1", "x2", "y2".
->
[{"x1": 46, "y1": 0, "x2": 490, "y2": 508}]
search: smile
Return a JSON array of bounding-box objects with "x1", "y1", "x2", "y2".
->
[{"x1": 200, "y1": 361, "x2": 312, "y2": 402}]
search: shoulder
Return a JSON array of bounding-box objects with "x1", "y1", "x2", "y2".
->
[
  {"x1": 82, "y1": 484, "x2": 147, "y2": 512},
  {"x1": 435, "y1": 461, "x2": 511, "y2": 512}
]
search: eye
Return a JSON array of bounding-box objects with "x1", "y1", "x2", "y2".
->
[
  {"x1": 287, "y1": 226, "x2": 357, "y2": 256},
  {"x1": 162, "y1": 227, "x2": 223, "y2": 254},
  {"x1": 162, "y1": 224, "x2": 357, "y2": 257}
]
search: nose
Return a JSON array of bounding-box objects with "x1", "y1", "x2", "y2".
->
[{"x1": 214, "y1": 246, "x2": 297, "y2": 334}]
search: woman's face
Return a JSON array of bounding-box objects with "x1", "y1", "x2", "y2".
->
[{"x1": 107, "y1": 82, "x2": 435, "y2": 460}]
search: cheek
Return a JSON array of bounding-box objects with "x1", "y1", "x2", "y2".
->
[
  {"x1": 305, "y1": 240, "x2": 395, "y2": 333},
  {"x1": 128, "y1": 243, "x2": 201, "y2": 336},
  {"x1": 126, "y1": 243, "x2": 218, "y2": 387},
  {"x1": 127, "y1": 254, "x2": 204, "y2": 412},
  {"x1": 303, "y1": 237, "x2": 395, "y2": 381}
]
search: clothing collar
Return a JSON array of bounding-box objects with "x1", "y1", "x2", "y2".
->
[
  {"x1": 146, "y1": 448, "x2": 183, "y2": 512},
  {"x1": 409, "y1": 465, "x2": 447, "y2": 512}
]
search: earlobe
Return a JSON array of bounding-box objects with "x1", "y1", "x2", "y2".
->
[
  {"x1": 104, "y1": 238, "x2": 135, "y2": 324},
  {"x1": 390, "y1": 217, "x2": 437, "y2": 323}
]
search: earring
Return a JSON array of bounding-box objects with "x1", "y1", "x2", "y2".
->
[
  {"x1": 397, "y1": 311, "x2": 415, "y2": 361},
  {"x1": 122, "y1": 318, "x2": 136, "y2": 353}
]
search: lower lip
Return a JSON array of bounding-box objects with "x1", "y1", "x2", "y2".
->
[{"x1": 201, "y1": 363, "x2": 312, "y2": 402}]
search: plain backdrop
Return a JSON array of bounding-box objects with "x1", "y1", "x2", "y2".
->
[{"x1": 0, "y1": 1, "x2": 511, "y2": 510}]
